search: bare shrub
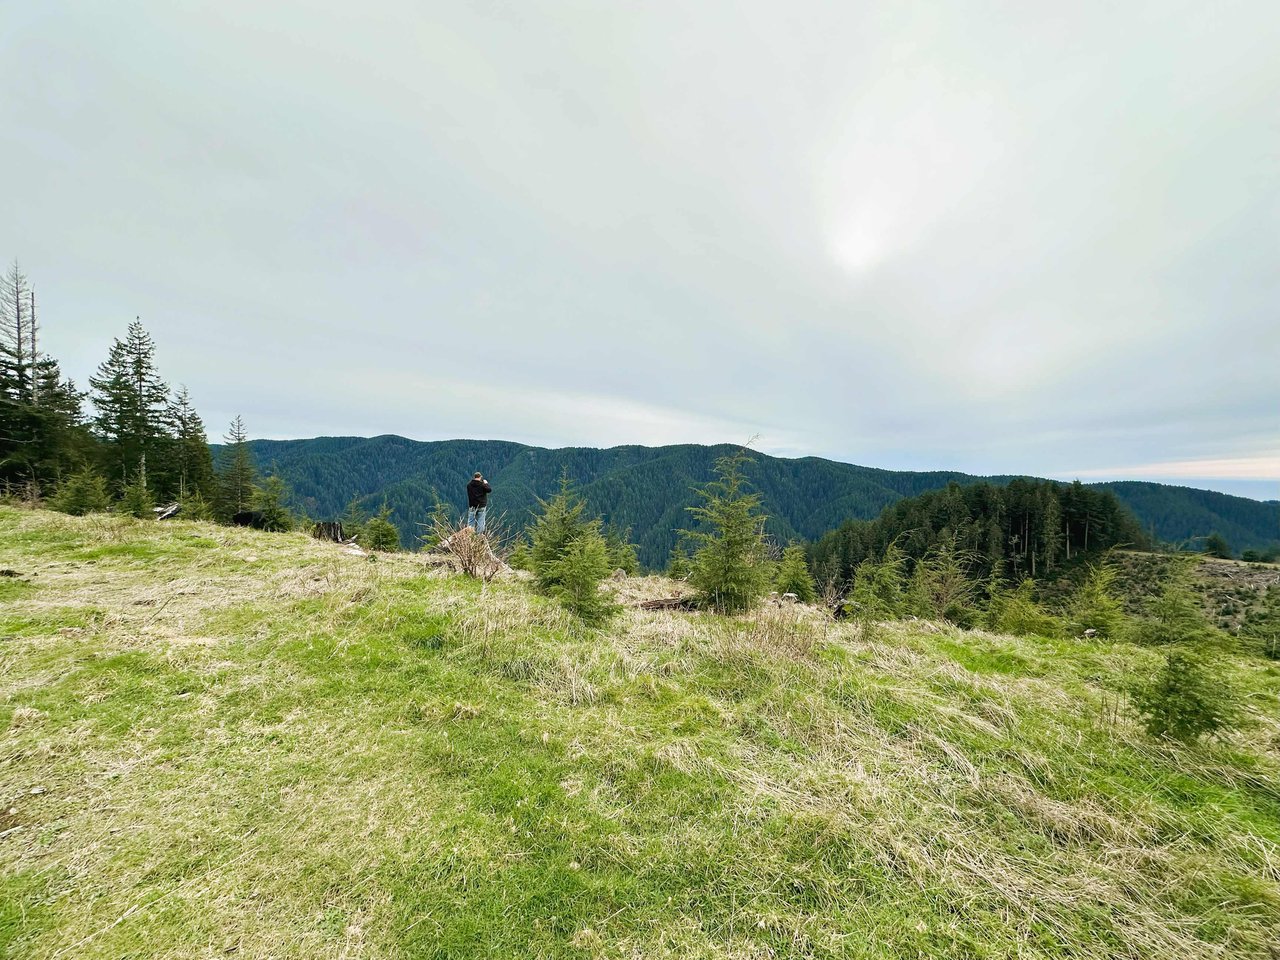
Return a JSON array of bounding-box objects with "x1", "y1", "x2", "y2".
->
[{"x1": 420, "y1": 513, "x2": 513, "y2": 582}]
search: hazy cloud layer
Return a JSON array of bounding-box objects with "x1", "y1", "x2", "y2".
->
[{"x1": 3, "y1": 1, "x2": 1277, "y2": 497}]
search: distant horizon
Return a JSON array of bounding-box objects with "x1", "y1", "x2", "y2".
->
[{"x1": 225, "y1": 430, "x2": 1279, "y2": 504}]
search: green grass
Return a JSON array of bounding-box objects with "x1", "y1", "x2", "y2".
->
[{"x1": 1, "y1": 506, "x2": 1278, "y2": 958}]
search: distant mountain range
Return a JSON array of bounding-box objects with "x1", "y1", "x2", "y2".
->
[{"x1": 232, "y1": 436, "x2": 1280, "y2": 568}]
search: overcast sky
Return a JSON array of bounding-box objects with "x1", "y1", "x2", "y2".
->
[{"x1": 3, "y1": 2, "x2": 1277, "y2": 498}]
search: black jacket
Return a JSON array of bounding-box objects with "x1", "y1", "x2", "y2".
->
[{"x1": 467, "y1": 478, "x2": 492, "y2": 508}]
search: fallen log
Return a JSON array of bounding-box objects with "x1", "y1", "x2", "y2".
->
[{"x1": 637, "y1": 596, "x2": 698, "y2": 611}]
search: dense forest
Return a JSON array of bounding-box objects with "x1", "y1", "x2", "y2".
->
[
  {"x1": 808, "y1": 479, "x2": 1149, "y2": 588},
  {"x1": 233, "y1": 435, "x2": 1279, "y2": 569}
]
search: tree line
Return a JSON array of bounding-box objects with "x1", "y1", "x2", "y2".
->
[{"x1": 0, "y1": 261, "x2": 286, "y2": 525}]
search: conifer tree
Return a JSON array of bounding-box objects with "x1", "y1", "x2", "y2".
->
[
  {"x1": 683, "y1": 449, "x2": 770, "y2": 614},
  {"x1": 775, "y1": 543, "x2": 817, "y2": 602},
  {"x1": 529, "y1": 476, "x2": 592, "y2": 591},
  {"x1": 363, "y1": 503, "x2": 400, "y2": 551},
  {"x1": 119, "y1": 460, "x2": 156, "y2": 518},
  {"x1": 0, "y1": 261, "x2": 33, "y2": 402},
  {"x1": 604, "y1": 525, "x2": 639, "y2": 575},
  {"x1": 252, "y1": 473, "x2": 294, "y2": 532},
  {"x1": 216, "y1": 416, "x2": 256, "y2": 519},
  {"x1": 168, "y1": 386, "x2": 215, "y2": 501},
  {"x1": 89, "y1": 320, "x2": 171, "y2": 492},
  {"x1": 49, "y1": 468, "x2": 111, "y2": 516},
  {"x1": 543, "y1": 526, "x2": 617, "y2": 624}
]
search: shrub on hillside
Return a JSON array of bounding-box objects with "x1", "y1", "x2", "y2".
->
[
  {"x1": 50, "y1": 469, "x2": 111, "y2": 516},
  {"x1": 1133, "y1": 645, "x2": 1244, "y2": 743}
]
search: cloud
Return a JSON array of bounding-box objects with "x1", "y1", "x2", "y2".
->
[{"x1": 2, "y1": 1, "x2": 1276, "y2": 497}]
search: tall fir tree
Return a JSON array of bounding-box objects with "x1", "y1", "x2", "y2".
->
[
  {"x1": 0, "y1": 263, "x2": 93, "y2": 495},
  {"x1": 216, "y1": 416, "x2": 257, "y2": 519},
  {"x1": 0, "y1": 261, "x2": 33, "y2": 402},
  {"x1": 168, "y1": 386, "x2": 215, "y2": 501},
  {"x1": 89, "y1": 320, "x2": 171, "y2": 494}
]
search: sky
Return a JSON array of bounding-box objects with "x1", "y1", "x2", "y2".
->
[{"x1": 3, "y1": 1, "x2": 1277, "y2": 500}]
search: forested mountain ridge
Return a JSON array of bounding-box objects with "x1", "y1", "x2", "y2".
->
[
  {"x1": 231, "y1": 435, "x2": 1280, "y2": 568},
  {"x1": 1092, "y1": 481, "x2": 1279, "y2": 554}
]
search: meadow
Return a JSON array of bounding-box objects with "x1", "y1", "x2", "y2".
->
[{"x1": 2, "y1": 507, "x2": 1278, "y2": 958}]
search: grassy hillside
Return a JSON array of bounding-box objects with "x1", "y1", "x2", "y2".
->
[
  {"x1": 232, "y1": 436, "x2": 1280, "y2": 568},
  {"x1": 3, "y1": 507, "x2": 1279, "y2": 959}
]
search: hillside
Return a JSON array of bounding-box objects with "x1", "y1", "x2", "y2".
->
[
  {"x1": 232, "y1": 436, "x2": 1280, "y2": 567},
  {"x1": 3, "y1": 507, "x2": 1279, "y2": 958}
]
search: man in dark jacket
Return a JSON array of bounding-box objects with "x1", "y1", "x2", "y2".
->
[{"x1": 466, "y1": 472, "x2": 492, "y2": 533}]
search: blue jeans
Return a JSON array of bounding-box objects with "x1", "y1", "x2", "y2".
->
[{"x1": 467, "y1": 506, "x2": 487, "y2": 533}]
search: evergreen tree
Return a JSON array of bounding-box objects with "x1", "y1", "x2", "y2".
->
[
  {"x1": 666, "y1": 545, "x2": 692, "y2": 581},
  {"x1": 542, "y1": 526, "x2": 617, "y2": 625},
  {"x1": 0, "y1": 264, "x2": 92, "y2": 495},
  {"x1": 178, "y1": 489, "x2": 215, "y2": 521},
  {"x1": 683, "y1": 449, "x2": 770, "y2": 614},
  {"x1": 0, "y1": 261, "x2": 33, "y2": 402},
  {"x1": 341, "y1": 496, "x2": 369, "y2": 543},
  {"x1": 775, "y1": 543, "x2": 817, "y2": 602},
  {"x1": 1134, "y1": 564, "x2": 1213, "y2": 646},
  {"x1": 1133, "y1": 646, "x2": 1243, "y2": 743},
  {"x1": 119, "y1": 463, "x2": 155, "y2": 518},
  {"x1": 168, "y1": 386, "x2": 215, "y2": 501},
  {"x1": 363, "y1": 503, "x2": 400, "y2": 551},
  {"x1": 529, "y1": 476, "x2": 592, "y2": 592},
  {"x1": 89, "y1": 320, "x2": 172, "y2": 493},
  {"x1": 252, "y1": 473, "x2": 294, "y2": 532},
  {"x1": 604, "y1": 525, "x2": 639, "y2": 575},
  {"x1": 1068, "y1": 562, "x2": 1129, "y2": 640},
  {"x1": 49, "y1": 468, "x2": 111, "y2": 516},
  {"x1": 844, "y1": 544, "x2": 907, "y2": 620},
  {"x1": 216, "y1": 416, "x2": 256, "y2": 519}
]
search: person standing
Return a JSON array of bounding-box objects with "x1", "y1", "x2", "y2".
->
[{"x1": 466, "y1": 472, "x2": 492, "y2": 533}]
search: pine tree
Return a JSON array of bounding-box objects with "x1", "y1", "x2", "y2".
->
[
  {"x1": 0, "y1": 261, "x2": 33, "y2": 402},
  {"x1": 604, "y1": 525, "x2": 639, "y2": 575},
  {"x1": 543, "y1": 526, "x2": 617, "y2": 625},
  {"x1": 49, "y1": 468, "x2": 111, "y2": 516},
  {"x1": 775, "y1": 543, "x2": 817, "y2": 602},
  {"x1": 529, "y1": 476, "x2": 592, "y2": 592},
  {"x1": 119, "y1": 460, "x2": 155, "y2": 518},
  {"x1": 215, "y1": 416, "x2": 256, "y2": 519},
  {"x1": 1133, "y1": 646, "x2": 1243, "y2": 742},
  {"x1": 168, "y1": 386, "x2": 215, "y2": 501},
  {"x1": 363, "y1": 503, "x2": 400, "y2": 551},
  {"x1": 89, "y1": 320, "x2": 171, "y2": 492},
  {"x1": 683, "y1": 449, "x2": 770, "y2": 614},
  {"x1": 252, "y1": 473, "x2": 294, "y2": 532},
  {"x1": 1068, "y1": 562, "x2": 1129, "y2": 640}
]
